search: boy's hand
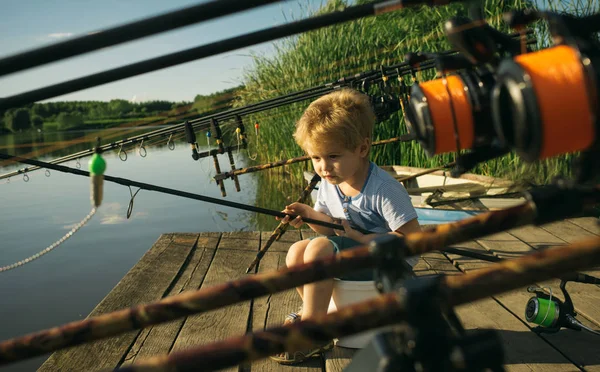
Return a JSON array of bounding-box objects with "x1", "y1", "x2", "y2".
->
[
  {"x1": 334, "y1": 219, "x2": 364, "y2": 242},
  {"x1": 276, "y1": 202, "x2": 314, "y2": 229}
]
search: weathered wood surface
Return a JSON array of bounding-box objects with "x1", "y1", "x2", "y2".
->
[{"x1": 39, "y1": 217, "x2": 599, "y2": 372}]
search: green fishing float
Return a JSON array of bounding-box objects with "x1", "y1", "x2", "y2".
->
[
  {"x1": 525, "y1": 296, "x2": 559, "y2": 327},
  {"x1": 89, "y1": 146, "x2": 106, "y2": 208}
]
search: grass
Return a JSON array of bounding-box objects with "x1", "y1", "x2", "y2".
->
[{"x1": 231, "y1": 0, "x2": 598, "y2": 229}]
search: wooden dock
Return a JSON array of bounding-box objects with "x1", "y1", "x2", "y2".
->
[{"x1": 39, "y1": 217, "x2": 600, "y2": 372}]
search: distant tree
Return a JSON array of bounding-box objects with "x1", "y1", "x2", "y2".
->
[
  {"x1": 31, "y1": 115, "x2": 44, "y2": 128},
  {"x1": 56, "y1": 112, "x2": 83, "y2": 130},
  {"x1": 108, "y1": 99, "x2": 133, "y2": 117},
  {"x1": 4, "y1": 109, "x2": 31, "y2": 131},
  {"x1": 31, "y1": 104, "x2": 49, "y2": 118}
]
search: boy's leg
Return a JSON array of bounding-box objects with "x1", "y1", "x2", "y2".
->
[
  {"x1": 301, "y1": 237, "x2": 335, "y2": 320},
  {"x1": 286, "y1": 239, "x2": 310, "y2": 302}
]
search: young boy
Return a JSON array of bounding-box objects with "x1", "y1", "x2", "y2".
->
[{"x1": 270, "y1": 88, "x2": 421, "y2": 365}]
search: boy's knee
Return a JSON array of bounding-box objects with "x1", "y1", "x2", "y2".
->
[
  {"x1": 286, "y1": 240, "x2": 308, "y2": 267},
  {"x1": 304, "y1": 237, "x2": 334, "y2": 261}
]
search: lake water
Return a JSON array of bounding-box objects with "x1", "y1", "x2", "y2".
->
[{"x1": 0, "y1": 129, "x2": 260, "y2": 371}]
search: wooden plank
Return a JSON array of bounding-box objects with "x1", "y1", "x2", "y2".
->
[
  {"x1": 39, "y1": 233, "x2": 199, "y2": 372},
  {"x1": 251, "y1": 230, "x2": 322, "y2": 371},
  {"x1": 219, "y1": 231, "x2": 263, "y2": 251},
  {"x1": 566, "y1": 217, "x2": 600, "y2": 236},
  {"x1": 445, "y1": 241, "x2": 497, "y2": 272},
  {"x1": 507, "y1": 225, "x2": 565, "y2": 250},
  {"x1": 324, "y1": 347, "x2": 354, "y2": 372},
  {"x1": 120, "y1": 233, "x2": 220, "y2": 366},
  {"x1": 540, "y1": 220, "x2": 599, "y2": 244},
  {"x1": 170, "y1": 232, "x2": 261, "y2": 372},
  {"x1": 260, "y1": 230, "x2": 304, "y2": 253},
  {"x1": 425, "y1": 251, "x2": 576, "y2": 371}
]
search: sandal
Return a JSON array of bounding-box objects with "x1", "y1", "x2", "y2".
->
[
  {"x1": 269, "y1": 340, "x2": 334, "y2": 365},
  {"x1": 283, "y1": 306, "x2": 303, "y2": 326}
]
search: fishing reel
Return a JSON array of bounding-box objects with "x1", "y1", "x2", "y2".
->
[
  {"x1": 491, "y1": 10, "x2": 600, "y2": 183},
  {"x1": 404, "y1": 16, "x2": 534, "y2": 176},
  {"x1": 525, "y1": 272, "x2": 600, "y2": 336}
]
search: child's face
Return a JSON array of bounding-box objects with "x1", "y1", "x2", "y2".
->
[{"x1": 306, "y1": 140, "x2": 368, "y2": 185}]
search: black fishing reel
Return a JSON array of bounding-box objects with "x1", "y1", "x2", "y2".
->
[
  {"x1": 347, "y1": 275, "x2": 505, "y2": 372},
  {"x1": 403, "y1": 16, "x2": 534, "y2": 176},
  {"x1": 525, "y1": 272, "x2": 600, "y2": 336},
  {"x1": 491, "y1": 9, "x2": 600, "y2": 184},
  {"x1": 371, "y1": 92, "x2": 402, "y2": 124}
]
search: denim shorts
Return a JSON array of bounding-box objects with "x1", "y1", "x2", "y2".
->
[{"x1": 312, "y1": 235, "x2": 373, "y2": 281}]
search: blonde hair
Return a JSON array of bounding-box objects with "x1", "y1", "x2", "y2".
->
[{"x1": 294, "y1": 89, "x2": 376, "y2": 152}]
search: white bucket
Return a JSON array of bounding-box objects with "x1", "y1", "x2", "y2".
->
[{"x1": 327, "y1": 279, "x2": 391, "y2": 349}]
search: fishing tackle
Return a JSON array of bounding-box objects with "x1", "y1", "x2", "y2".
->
[
  {"x1": 404, "y1": 16, "x2": 536, "y2": 176},
  {"x1": 525, "y1": 272, "x2": 600, "y2": 336},
  {"x1": 118, "y1": 144, "x2": 128, "y2": 161},
  {"x1": 89, "y1": 138, "x2": 106, "y2": 208},
  {"x1": 137, "y1": 138, "x2": 147, "y2": 158},
  {"x1": 167, "y1": 133, "x2": 175, "y2": 150},
  {"x1": 184, "y1": 120, "x2": 200, "y2": 160},
  {"x1": 210, "y1": 118, "x2": 227, "y2": 197},
  {"x1": 491, "y1": 10, "x2": 600, "y2": 182}
]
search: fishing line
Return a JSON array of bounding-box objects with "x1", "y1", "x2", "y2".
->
[{"x1": 127, "y1": 186, "x2": 142, "y2": 219}]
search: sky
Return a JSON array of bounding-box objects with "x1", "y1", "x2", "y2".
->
[{"x1": 0, "y1": 0, "x2": 329, "y2": 103}]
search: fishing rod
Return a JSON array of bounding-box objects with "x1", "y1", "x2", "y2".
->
[
  {"x1": 0, "y1": 29, "x2": 535, "y2": 181},
  {"x1": 0, "y1": 73, "x2": 367, "y2": 180},
  {"x1": 0, "y1": 0, "x2": 469, "y2": 112},
  {"x1": 0, "y1": 180, "x2": 597, "y2": 365},
  {"x1": 110, "y1": 236, "x2": 600, "y2": 372},
  {"x1": 213, "y1": 134, "x2": 415, "y2": 183},
  {"x1": 0, "y1": 152, "x2": 368, "y2": 235},
  {"x1": 0, "y1": 0, "x2": 287, "y2": 77}
]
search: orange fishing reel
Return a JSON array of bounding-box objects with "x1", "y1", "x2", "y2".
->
[
  {"x1": 491, "y1": 10, "x2": 600, "y2": 180},
  {"x1": 404, "y1": 16, "x2": 535, "y2": 174}
]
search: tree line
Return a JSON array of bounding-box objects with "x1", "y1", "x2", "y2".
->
[{"x1": 0, "y1": 85, "x2": 242, "y2": 134}]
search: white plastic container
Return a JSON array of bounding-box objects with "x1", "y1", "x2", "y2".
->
[{"x1": 327, "y1": 279, "x2": 392, "y2": 348}]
